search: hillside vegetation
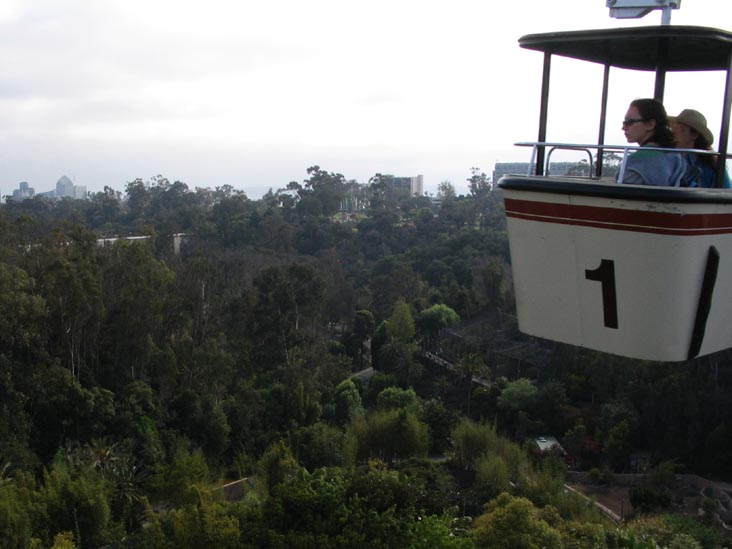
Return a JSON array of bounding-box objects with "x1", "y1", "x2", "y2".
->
[{"x1": 1, "y1": 168, "x2": 730, "y2": 548}]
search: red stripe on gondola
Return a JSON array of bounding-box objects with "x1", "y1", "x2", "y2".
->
[{"x1": 504, "y1": 198, "x2": 732, "y2": 235}]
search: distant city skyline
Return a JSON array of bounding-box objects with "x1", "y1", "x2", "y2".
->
[
  {"x1": 6, "y1": 162, "x2": 592, "y2": 202},
  {"x1": 6, "y1": 174, "x2": 87, "y2": 201},
  {"x1": 3, "y1": 171, "x2": 427, "y2": 201}
]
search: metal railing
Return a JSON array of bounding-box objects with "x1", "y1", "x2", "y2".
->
[{"x1": 515, "y1": 141, "x2": 729, "y2": 184}]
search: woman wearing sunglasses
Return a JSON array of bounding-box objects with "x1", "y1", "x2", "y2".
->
[{"x1": 620, "y1": 98, "x2": 687, "y2": 186}]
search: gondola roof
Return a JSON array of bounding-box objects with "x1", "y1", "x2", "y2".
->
[{"x1": 519, "y1": 26, "x2": 732, "y2": 71}]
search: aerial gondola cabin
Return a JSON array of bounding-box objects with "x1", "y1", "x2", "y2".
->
[{"x1": 498, "y1": 23, "x2": 732, "y2": 361}]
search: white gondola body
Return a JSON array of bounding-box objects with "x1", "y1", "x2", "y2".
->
[{"x1": 502, "y1": 180, "x2": 732, "y2": 361}]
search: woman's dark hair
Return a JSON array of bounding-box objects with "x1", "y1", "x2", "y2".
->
[
  {"x1": 693, "y1": 133, "x2": 712, "y2": 150},
  {"x1": 692, "y1": 132, "x2": 717, "y2": 169},
  {"x1": 631, "y1": 98, "x2": 676, "y2": 148}
]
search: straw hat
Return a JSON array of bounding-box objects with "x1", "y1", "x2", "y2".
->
[{"x1": 672, "y1": 109, "x2": 714, "y2": 146}]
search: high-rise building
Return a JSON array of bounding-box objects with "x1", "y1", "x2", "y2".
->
[
  {"x1": 56, "y1": 175, "x2": 75, "y2": 198},
  {"x1": 380, "y1": 174, "x2": 424, "y2": 197},
  {"x1": 9, "y1": 181, "x2": 35, "y2": 201}
]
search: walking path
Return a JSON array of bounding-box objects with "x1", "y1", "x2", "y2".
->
[{"x1": 564, "y1": 484, "x2": 622, "y2": 522}]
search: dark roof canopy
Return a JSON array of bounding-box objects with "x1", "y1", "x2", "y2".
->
[{"x1": 519, "y1": 26, "x2": 732, "y2": 71}]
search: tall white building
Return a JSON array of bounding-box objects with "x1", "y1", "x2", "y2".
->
[
  {"x1": 51, "y1": 175, "x2": 87, "y2": 200},
  {"x1": 56, "y1": 175, "x2": 75, "y2": 198},
  {"x1": 381, "y1": 174, "x2": 424, "y2": 197}
]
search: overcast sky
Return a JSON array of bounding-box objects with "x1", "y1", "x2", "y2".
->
[{"x1": 2, "y1": 0, "x2": 731, "y2": 198}]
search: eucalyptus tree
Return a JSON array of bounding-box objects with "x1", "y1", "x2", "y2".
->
[
  {"x1": 251, "y1": 263, "x2": 325, "y2": 366},
  {"x1": 97, "y1": 238, "x2": 175, "y2": 388},
  {"x1": 33, "y1": 225, "x2": 103, "y2": 380}
]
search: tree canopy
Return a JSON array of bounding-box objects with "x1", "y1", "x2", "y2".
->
[{"x1": 0, "y1": 166, "x2": 729, "y2": 548}]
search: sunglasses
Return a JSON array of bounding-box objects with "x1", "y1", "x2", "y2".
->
[{"x1": 622, "y1": 118, "x2": 647, "y2": 127}]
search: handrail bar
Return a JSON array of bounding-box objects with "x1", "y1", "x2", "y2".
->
[
  {"x1": 545, "y1": 145, "x2": 594, "y2": 177},
  {"x1": 515, "y1": 141, "x2": 729, "y2": 157},
  {"x1": 514, "y1": 141, "x2": 732, "y2": 158},
  {"x1": 515, "y1": 142, "x2": 730, "y2": 183}
]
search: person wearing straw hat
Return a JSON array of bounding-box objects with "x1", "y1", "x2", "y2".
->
[{"x1": 671, "y1": 108, "x2": 731, "y2": 188}]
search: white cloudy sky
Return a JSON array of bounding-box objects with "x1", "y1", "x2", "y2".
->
[{"x1": 1, "y1": 0, "x2": 731, "y2": 198}]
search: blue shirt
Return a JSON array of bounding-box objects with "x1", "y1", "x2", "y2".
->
[
  {"x1": 689, "y1": 154, "x2": 731, "y2": 189},
  {"x1": 621, "y1": 148, "x2": 687, "y2": 187}
]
